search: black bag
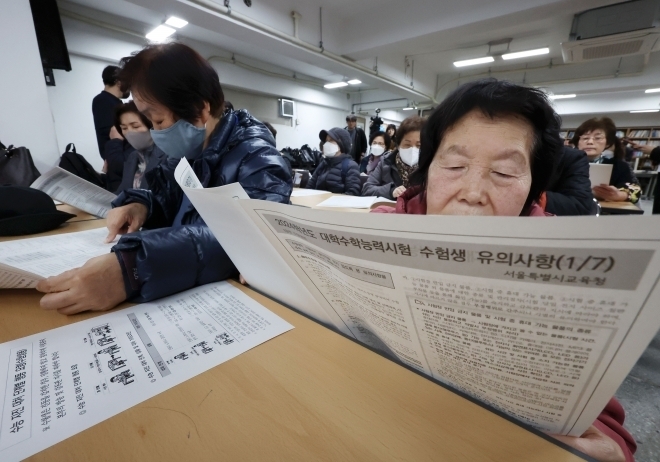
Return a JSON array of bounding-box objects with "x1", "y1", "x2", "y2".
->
[
  {"x1": 0, "y1": 141, "x2": 41, "y2": 187},
  {"x1": 59, "y1": 143, "x2": 106, "y2": 189}
]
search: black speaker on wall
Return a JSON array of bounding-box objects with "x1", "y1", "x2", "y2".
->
[{"x1": 29, "y1": 0, "x2": 72, "y2": 73}]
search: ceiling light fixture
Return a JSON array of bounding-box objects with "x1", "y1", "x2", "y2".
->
[
  {"x1": 630, "y1": 109, "x2": 660, "y2": 113},
  {"x1": 453, "y1": 56, "x2": 494, "y2": 68},
  {"x1": 347, "y1": 79, "x2": 362, "y2": 85},
  {"x1": 324, "y1": 82, "x2": 349, "y2": 89},
  {"x1": 165, "y1": 16, "x2": 188, "y2": 28},
  {"x1": 502, "y1": 47, "x2": 550, "y2": 60},
  {"x1": 402, "y1": 107, "x2": 415, "y2": 111},
  {"x1": 645, "y1": 88, "x2": 660, "y2": 93},
  {"x1": 145, "y1": 25, "x2": 176, "y2": 42},
  {"x1": 549, "y1": 94, "x2": 577, "y2": 100}
]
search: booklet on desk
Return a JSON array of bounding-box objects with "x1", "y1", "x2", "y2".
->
[
  {"x1": 31, "y1": 167, "x2": 116, "y2": 218},
  {"x1": 175, "y1": 159, "x2": 660, "y2": 436}
]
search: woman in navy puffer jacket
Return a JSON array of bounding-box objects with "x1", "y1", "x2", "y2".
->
[{"x1": 36, "y1": 43, "x2": 292, "y2": 314}]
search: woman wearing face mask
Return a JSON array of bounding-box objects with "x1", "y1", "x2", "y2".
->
[
  {"x1": 359, "y1": 131, "x2": 391, "y2": 174},
  {"x1": 36, "y1": 43, "x2": 292, "y2": 315},
  {"x1": 571, "y1": 118, "x2": 641, "y2": 203},
  {"x1": 361, "y1": 116, "x2": 425, "y2": 199},
  {"x1": 306, "y1": 128, "x2": 361, "y2": 195},
  {"x1": 113, "y1": 102, "x2": 166, "y2": 193}
]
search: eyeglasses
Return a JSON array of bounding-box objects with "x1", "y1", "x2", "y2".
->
[{"x1": 579, "y1": 135, "x2": 606, "y2": 143}]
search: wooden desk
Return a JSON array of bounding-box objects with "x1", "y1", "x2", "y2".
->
[
  {"x1": 56, "y1": 203, "x2": 102, "y2": 222},
  {"x1": 0, "y1": 227, "x2": 587, "y2": 461},
  {"x1": 599, "y1": 201, "x2": 644, "y2": 215}
]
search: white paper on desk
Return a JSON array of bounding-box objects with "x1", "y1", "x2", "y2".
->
[
  {"x1": 290, "y1": 189, "x2": 331, "y2": 197},
  {"x1": 192, "y1": 194, "x2": 660, "y2": 436},
  {"x1": 589, "y1": 164, "x2": 613, "y2": 187},
  {"x1": 173, "y1": 167, "x2": 336, "y2": 327},
  {"x1": 0, "y1": 281, "x2": 293, "y2": 462},
  {"x1": 316, "y1": 196, "x2": 377, "y2": 208},
  {"x1": 0, "y1": 228, "x2": 112, "y2": 289},
  {"x1": 31, "y1": 168, "x2": 116, "y2": 218}
]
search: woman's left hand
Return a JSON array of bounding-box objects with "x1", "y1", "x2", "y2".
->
[
  {"x1": 36, "y1": 253, "x2": 127, "y2": 315},
  {"x1": 551, "y1": 425, "x2": 625, "y2": 462},
  {"x1": 593, "y1": 185, "x2": 628, "y2": 202}
]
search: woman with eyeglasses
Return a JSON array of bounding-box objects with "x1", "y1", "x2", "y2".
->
[{"x1": 571, "y1": 118, "x2": 641, "y2": 203}]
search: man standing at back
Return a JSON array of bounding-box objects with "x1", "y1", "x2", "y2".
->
[
  {"x1": 92, "y1": 66, "x2": 128, "y2": 159},
  {"x1": 345, "y1": 114, "x2": 367, "y2": 164}
]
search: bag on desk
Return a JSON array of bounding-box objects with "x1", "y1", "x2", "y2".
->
[
  {"x1": 59, "y1": 143, "x2": 106, "y2": 189},
  {"x1": 0, "y1": 141, "x2": 41, "y2": 187}
]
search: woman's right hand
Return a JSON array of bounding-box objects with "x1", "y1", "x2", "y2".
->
[
  {"x1": 393, "y1": 185, "x2": 407, "y2": 198},
  {"x1": 105, "y1": 203, "x2": 149, "y2": 243}
]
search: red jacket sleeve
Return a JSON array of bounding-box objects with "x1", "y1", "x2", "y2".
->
[{"x1": 593, "y1": 398, "x2": 636, "y2": 462}]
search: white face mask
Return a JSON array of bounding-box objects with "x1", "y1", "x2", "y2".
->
[
  {"x1": 398, "y1": 147, "x2": 419, "y2": 166},
  {"x1": 323, "y1": 142, "x2": 339, "y2": 157},
  {"x1": 370, "y1": 145, "x2": 385, "y2": 157}
]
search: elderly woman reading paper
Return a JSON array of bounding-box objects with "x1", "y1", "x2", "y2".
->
[{"x1": 372, "y1": 79, "x2": 636, "y2": 462}]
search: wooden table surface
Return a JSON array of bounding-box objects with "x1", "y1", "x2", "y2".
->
[
  {"x1": 599, "y1": 201, "x2": 644, "y2": 215},
  {"x1": 0, "y1": 216, "x2": 588, "y2": 461}
]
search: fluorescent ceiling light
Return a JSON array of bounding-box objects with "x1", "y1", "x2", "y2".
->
[
  {"x1": 146, "y1": 25, "x2": 176, "y2": 42},
  {"x1": 324, "y1": 82, "x2": 348, "y2": 89},
  {"x1": 645, "y1": 88, "x2": 660, "y2": 93},
  {"x1": 453, "y1": 56, "x2": 494, "y2": 68},
  {"x1": 630, "y1": 109, "x2": 660, "y2": 113},
  {"x1": 502, "y1": 47, "x2": 550, "y2": 60},
  {"x1": 549, "y1": 94, "x2": 576, "y2": 100},
  {"x1": 165, "y1": 16, "x2": 188, "y2": 28},
  {"x1": 347, "y1": 79, "x2": 362, "y2": 85},
  {"x1": 402, "y1": 107, "x2": 415, "y2": 111}
]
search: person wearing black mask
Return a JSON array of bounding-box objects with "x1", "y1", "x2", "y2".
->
[{"x1": 92, "y1": 65, "x2": 129, "y2": 160}]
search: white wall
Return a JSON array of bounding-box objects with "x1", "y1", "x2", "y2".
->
[
  {"x1": 44, "y1": 16, "x2": 354, "y2": 167},
  {"x1": 0, "y1": 0, "x2": 61, "y2": 170}
]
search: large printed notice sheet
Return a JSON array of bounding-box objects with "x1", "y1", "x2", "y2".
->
[
  {"x1": 31, "y1": 167, "x2": 116, "y2": 218},
  {"x1": 0, "y1": 281, "x2": 293, "y2": 461},
  {"x1": 177, "y1": 174, "x2": 660, "y2": 437}
]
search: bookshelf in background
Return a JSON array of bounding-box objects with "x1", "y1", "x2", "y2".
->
[{"x1": 560, "y1": 127, "x2": 660, "y2": 170}]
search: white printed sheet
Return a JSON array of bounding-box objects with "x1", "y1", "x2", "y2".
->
[
  {"x1": 0, "y1": 228, "x2": 112, "y2": 289},
  {"x1": 0, "y1": 281, "x2": 293, "y2": 461}
]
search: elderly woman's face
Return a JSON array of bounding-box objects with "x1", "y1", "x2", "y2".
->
[{"x1": 426, "y1": 110, "x2": 533, "y2": 216}]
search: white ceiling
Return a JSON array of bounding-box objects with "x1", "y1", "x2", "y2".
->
[{"x1": 58, "y1": 0, "x2": 660, "y2": 113}]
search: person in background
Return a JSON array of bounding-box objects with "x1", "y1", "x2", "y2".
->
[
  {"x1": 361, "y1": 116, "x2": 425, "y2": 200},
  {"x1": 543, "y1": 146, "x2": 596, "y2": 215},
  {"x1": 306, "y1": 127, "x2": 360, "y2": 195},
  {"x1": 345, "y1": 114, "x2": 368, "y2": 164},
  {"x1": 360, "y1": 131, "x2": 391, "y2": 175},
  {"x1": 372, "y1": 79, "x2": 635, "y2": 462},
  {"x1": 92, "y1": 65, "x2": 129, "y2": 160},
  {"x1": 571, "y1": 118, "x2": 641, "y2": 204},
  {"x1": 37, "y1": 42, "x2": 292, "y2": 314},
  {"x1": 223, "y1": 100, "x2": 234, "y2": 114},
  {"x1": 263, "y1": 121, "x2": 277, "y2": 140},
  {"x1": 386, "y1": 124, "x2": 397, "y2": 150},
  {"x1": 113, "y1": 102, "x2": 166, "y2": 193},
  {"x1": 632, "y1": 142, "x2": 660, "y2": 213}
]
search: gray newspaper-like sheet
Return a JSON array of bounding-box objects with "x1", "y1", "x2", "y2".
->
[{"x1": 177, "y1": 173, "x2": 660, "y2": 437}]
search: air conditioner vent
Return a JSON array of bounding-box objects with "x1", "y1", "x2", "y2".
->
[{"x1": 582, "y1": 40, "x2": 644, "y2": 59}]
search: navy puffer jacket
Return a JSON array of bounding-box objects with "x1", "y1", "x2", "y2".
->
[
  {"x1": 306, "y1": 154, "x2": 361, "y2": 195},
  {"x1": 110, "y1": 109, "x2": 292, "y2": 302}
]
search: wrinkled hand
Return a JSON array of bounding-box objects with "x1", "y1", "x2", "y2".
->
[
  {"x1": 393, "y1": 185, "x2": 407, "y2": 198},
  {"x1": 109, "y1": 126, "x2": 123, "y2": 140},
  {"x1": 105, "y1": 203, "x2": 148, "y2": 243},
  {"x1": 36, "y1": 254, "x2": 127, "y2": 315},
  {"x1": 552, "y1": 425, "x2": 625, "y2": 462},
  {"x1": 593, "y1": 185, "x2": 628, "y2": 202}
]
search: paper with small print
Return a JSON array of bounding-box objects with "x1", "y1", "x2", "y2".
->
[
  {"x1": 0, "y1": 281, "x2": 293, "y2": 461},
  {"x1": 31, "y1": 168, "x2": 116, "y2": 218},
  {"x1": 0, "y1": 228, "x2": 113, "y2": 289},
  {"x1": 177, "y1": 174, "x2": 660, "y2": 437}
]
